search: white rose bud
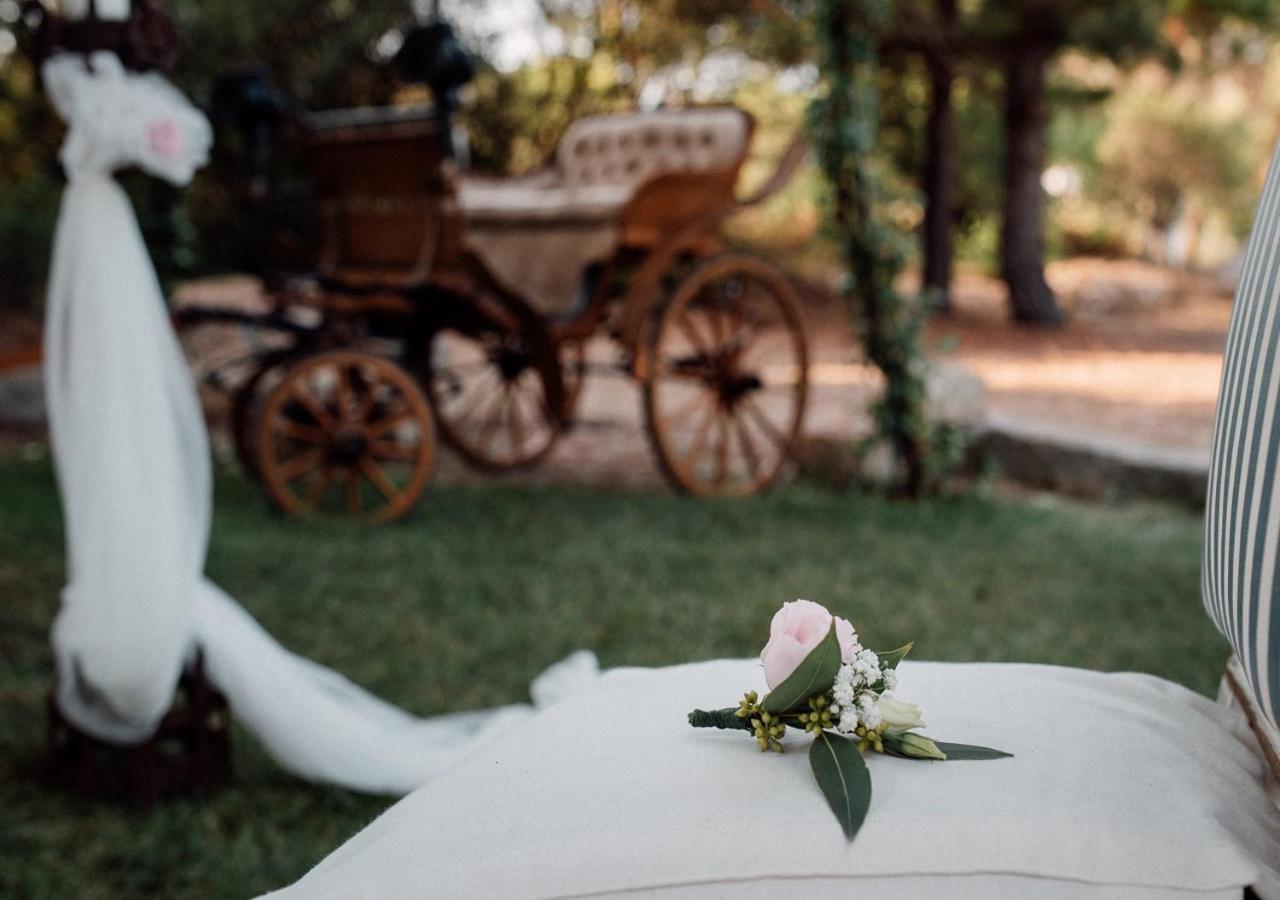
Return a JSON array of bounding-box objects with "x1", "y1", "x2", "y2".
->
[
  {"x1": 896, "y1": 732, "x2": 946, "y2": 760},
  {"x1": 877, "y1": 696, "x2": 926, "y2": 734}
]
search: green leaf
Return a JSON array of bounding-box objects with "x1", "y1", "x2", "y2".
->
[
  {"x1": 762, "y1": 622, "x2": 842, "y2": 714},
  {"x1": 808, "y1": 731, "x2": 873, "y2": 841},
  {"x1": 932, "y1": 741, "x2": 1013, "y2": 760},
  {"x1": 876, "y1": 642, "x2": 913, "y2": 670}
]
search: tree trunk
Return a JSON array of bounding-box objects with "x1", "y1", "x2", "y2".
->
[
  {"x1": 922, "y1": 0, "x2": 957, "y2": 314},
  {"x1": 1000, "y1": 45, "x2": 1062, "y2": 326}
]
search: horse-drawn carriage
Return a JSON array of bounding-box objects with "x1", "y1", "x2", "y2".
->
[{"x1": 178, "y1": 34, "x2": 811, "y2": 522}]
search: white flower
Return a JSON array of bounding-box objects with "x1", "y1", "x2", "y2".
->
[
  {"x1": 882, "y1": 668, "x2": 898, "y2": 691},
  {"x1": 837, "y1": 709, "x2": 860, "y2": 734},
  {"x1": 832, "y1": 664, "x2": 857, "y2": 706},
  {"x1": 877, "y1": 696, "x2": 926, "y2": 734},
  {"x1": 851, "y1": 648, "x2": 880, "y2": 684},
  {"x1": 854, "y1": 692, "x2": 884, "y2": 729}
]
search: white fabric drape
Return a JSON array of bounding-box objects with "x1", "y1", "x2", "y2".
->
[
  {"x1": 42, "y1": 51, "x2": 596, "y2": 795},
  {"x1": 44, "y1": 52, "x2": 214, "y2": 743}
]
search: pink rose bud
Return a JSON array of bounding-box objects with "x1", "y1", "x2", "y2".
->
[
  {"x1": 760, "y1": 599, "x2": 860, "y2": 690},
  {"x1": 148, "y1": 118, "x2": 182, "y2": 161}
]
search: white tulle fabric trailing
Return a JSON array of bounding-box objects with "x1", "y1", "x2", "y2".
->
[{"x1": 42, "y1": 52, "x2": 597, "y2": 795}]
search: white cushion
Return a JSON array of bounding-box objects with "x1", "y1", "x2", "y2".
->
[{"x1": 264, "y1": 660, "x2": 1280, "y2": 899}]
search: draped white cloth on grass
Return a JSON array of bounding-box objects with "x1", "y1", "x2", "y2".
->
[{"x1": 42, "y1": 51, "x2": 597, "y2": 795}]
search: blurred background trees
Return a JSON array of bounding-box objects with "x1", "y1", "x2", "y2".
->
[
  {"x1": 872, "y1": 0, "x2": 1274, "y2": 324},
  {"x1": 0, "y1": 0, "x2": 1277, "y2": 323}
]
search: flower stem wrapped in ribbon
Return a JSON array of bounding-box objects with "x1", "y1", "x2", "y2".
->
[{"x1": 688, "y1": 600, "x2": 1010, "y2": 840}]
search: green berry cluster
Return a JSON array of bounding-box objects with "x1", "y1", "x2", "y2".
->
[
  {"x1": 750, "y1": 711, "x2": 787, "y2": 753},
  {"x1": 733, "y1": 691, "x2": 761, "y2": 721},
  {"x1": 797, "y1": 694, "x2": 836, "y2": 736},
  {"x1": 854, "y1": 723, "x2": 887, "y2": 754}
]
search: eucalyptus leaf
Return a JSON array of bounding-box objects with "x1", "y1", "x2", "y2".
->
[
  {"x1": 809, "y1": 731, "x2": 872, "y2": 841},
  {"x1": 876, "y1": 642, "x2": 913, "y2": 670},
  {"x1": 932, "y1": 741, "x2": 1013, "y2": 760},
  {"x1": 762, "y1": 622, "x2": 842, "y2": 714}
]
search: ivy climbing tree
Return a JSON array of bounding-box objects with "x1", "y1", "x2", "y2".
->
[{"x1": 810, "y1": 0, "x2": 929, "y2": 496}]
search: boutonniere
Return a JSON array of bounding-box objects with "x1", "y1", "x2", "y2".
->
[{"x1": 689, "y1": 600, "x2": 1010, "y2": 840}]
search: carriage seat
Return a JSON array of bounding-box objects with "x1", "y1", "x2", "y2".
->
[
  {"x1": 456, "y1": 172, "x2": 631, "y2": 225},
  {"x1": 457, "y1": 106, "x2": 752, "y2": 226},
  {"x1": 458, "y1": 107, "x2": 751, "y2": 315}
]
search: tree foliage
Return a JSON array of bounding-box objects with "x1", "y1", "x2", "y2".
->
[
  {"x1": 463, "y1": 0, "x2": 809, "y2": 174},
  {"x1": 0, "y1": 0, "x2": 1277, "y2": 319},
  {"x1": 1096, "y1": 85, "x2": 1256, "y2": 265}
]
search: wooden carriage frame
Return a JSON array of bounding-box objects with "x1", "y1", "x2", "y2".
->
[{"x1": 179, "y1": 102, "x2": 813, "y2": 522}]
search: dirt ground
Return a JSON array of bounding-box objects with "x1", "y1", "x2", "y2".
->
[
  {"x1": 0, "y1": 256, "x2": 1233, "y2": 489},
  {"x1": 555, "y1": 256, "x2": 1232, "y2": 490},
  {"x1": 923, "y1": 258, "x2": 1230, "y2": 455}
]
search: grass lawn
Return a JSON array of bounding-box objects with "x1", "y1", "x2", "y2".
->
[{"x1": 0, "y1": 453, "x2": 1227, "y2": 898}]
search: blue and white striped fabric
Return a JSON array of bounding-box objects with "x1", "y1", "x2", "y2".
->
[{"x1": 1203, "y1": 138, "x2": 1280, "y2": 731}]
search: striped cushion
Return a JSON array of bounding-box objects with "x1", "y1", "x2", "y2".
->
[{"x1": 1203, "y1": 139, "x2": 1280, "y2": 731}]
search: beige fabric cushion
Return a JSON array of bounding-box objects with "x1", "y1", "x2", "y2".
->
[
  {"x1": 456, "y1": 178, "x2": 622, "y2": 315},
  {"x1": 463, "y1": 224, "x2": 615, "y2": 317},
  {"x1": 457, "y1": 177, "x2": 630, "y2": 224},
  {"x1": 264, "y1": 659, "x2": 1280, "y2": 899}
]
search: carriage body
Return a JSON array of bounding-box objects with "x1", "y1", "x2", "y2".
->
[{"x1": 179, "y1": 103, "x2": 811, "y2": 520}]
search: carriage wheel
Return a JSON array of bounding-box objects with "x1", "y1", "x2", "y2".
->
[
  {"x1": 426, "y1": 308, "x2": 567, "y2": 471},
  {"x1": 643, "y1": 254, "x2": 808, "y2": 497},
  {"x1": 257, "y1": 351, "x2": 436, "y2": 523}
]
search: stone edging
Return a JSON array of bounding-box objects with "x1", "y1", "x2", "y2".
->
[{"x1": 973, "y1": 414, "x2": 1208, "y2": 510}]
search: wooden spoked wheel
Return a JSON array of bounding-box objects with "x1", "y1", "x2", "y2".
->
[
  {"x1": 644, "y1": 254, "x2": 808, "y2": 497},
  {"x1": 257, "y1": 351, "x2": 436, "y2": 523},
  {"x1": 426, "y1": 318, "x2": 566, "y2": 471}
]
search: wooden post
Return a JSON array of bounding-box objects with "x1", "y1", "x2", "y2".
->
[{"x1": 46, "y1": 651, "x2": 232, "y2": 809}]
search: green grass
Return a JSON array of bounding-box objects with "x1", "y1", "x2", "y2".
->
[{"x1": 0, "y1": 454, "x2": 1227, "y2": 898}]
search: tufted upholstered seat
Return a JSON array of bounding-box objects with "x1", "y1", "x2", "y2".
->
[
  {"x1": 457, "y1": 107, "x2": 752, "y2": 314},
  {"x1": 457, "y1": 107, "x2": 751, "y2": 225}
]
